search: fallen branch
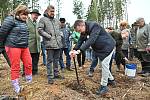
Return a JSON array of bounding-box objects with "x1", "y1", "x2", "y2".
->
[{"x1": 122, "y1": 87, "x2": 132, "y2": 99}]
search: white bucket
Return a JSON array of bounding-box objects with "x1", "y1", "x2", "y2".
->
[{"x1": 125, "y1": 64, "x2": 137, "y2": 77}]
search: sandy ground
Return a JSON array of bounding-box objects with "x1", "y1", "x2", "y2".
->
[{"x1": 0, "y1": 55, "x2": 150, "y2": 100}]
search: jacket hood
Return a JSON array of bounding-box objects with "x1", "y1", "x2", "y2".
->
[{"x1": 43, "y1": 12, "x2": 54, "y2": 19}]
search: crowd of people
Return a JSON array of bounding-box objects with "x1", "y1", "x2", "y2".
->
[{"x1": 0, "y1": 4, "x2": 150, "y2": 96}]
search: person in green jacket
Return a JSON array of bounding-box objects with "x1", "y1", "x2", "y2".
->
[
  {"x1": 71, "y1": 31, "x2": 86, "y2": 69},
  {"x1": 27, "y1": 9, "x2": 41, "y2": 75}
]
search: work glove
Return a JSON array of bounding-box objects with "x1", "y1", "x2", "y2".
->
[
  {"x1": 123, "y1": 57, "x2": 129, "y2": 63},
  {"x1": 69, "y1": 50, "x2": 81, "y2": 58}
]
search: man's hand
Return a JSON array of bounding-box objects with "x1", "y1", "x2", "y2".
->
[
  {"x1": 69, "y1": 50, "x2": 81, "y2": 58},
  {"x1": 123, "y1": 57, "x2": 129, "y2": 63}
]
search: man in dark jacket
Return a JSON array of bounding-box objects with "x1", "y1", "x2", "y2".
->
[{"x1": 70, "y1": 20, "x2": 116, "y2": 95}]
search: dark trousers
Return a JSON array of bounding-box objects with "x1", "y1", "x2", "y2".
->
[
  {"x1": 77, "y1": 50, "x2": 85, "y2": 67},
  {"x1": 137, "y1": 51, "x2": 150, "y2": 72},
  {"x1": 47, "y1": 49, "x2": 60, "y2": 79},
  {"x1": 31, "y1": 53, "x2": 40, "y2": 75},
  {"x1": 89, "y1": 52, "x2": 98, "y2": 72},
  {"x1": 129, "y1": 48, "x2": 138, "y2": 60},
  {"x1": 115, "y1": 50, "x2": 128, "y2": 69},
  {"x1": 41, "y1": 41, "x2": 46, "y2": 65},
  {"x1": 59, "y1": 48, "x2": 71, "y2": 69}
]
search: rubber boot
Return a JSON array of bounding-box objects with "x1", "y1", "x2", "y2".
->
[
  {"x1": 25, "y1": 75, "x2": 32, "y2": 83},
  {"x1": 11, "y1": 79, "x2": 20, "y2": 94}
]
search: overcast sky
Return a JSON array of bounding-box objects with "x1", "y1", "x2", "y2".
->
[
  {"x1": 38, "y1": 0, "x2": 150, "y2": 26},
  {"x1": 128, "y1": 0, "x2": 150, "y2": 24}
]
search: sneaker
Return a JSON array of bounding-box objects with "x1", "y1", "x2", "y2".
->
[
  {"x1": 61, "y1": 68, "x2": 65, "y2": 73},
  {"x1": 88, "y1": 70, "x2": 93, "y2": 77},
  {"x1": 107, "y1": 80, "x2": 116, "y2": 87},
  {"x1": 48, "y1": 79, "x2": 54, "y2": 84},
  {"x1": 96, "y1": 85, "x2": 108, "y2": 95}
]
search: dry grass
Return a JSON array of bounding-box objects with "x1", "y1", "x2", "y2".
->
[{"x1": 0, "y1": 55, "x2": 150, "y2": 100}]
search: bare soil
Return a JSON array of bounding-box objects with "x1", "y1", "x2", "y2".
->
[{"x1": 0, "y1": 55, "x2": 150, "y2": 100}]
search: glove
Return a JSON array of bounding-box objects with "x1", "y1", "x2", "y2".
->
[
  {"x1": 123, "y1": 57, "x2": 129, "y2": 62},
  {"x1": 76, "y1": 50, "x2": 81, "y2": 54},
  {"x1": 69, "y1": 50, "x2": 81, "y2": 58}
]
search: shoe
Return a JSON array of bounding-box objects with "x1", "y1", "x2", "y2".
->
[
  {"x1": 61, "y1": 68, "x2": 65, "y2": 73},
  {"x1": 88, "y1": 70, "x2": 93, "y2": 77},
  {"x1": 96, "y1": 85, "x2": 108, "y2": 95},
  {"x1": 25, "y1": 75, "x2": 32, "y2": 83},
  {"x1": 107, "y1": 80, "x2": 116, "y2": 87},
  {"x1": 48, "y1": 79, "x2": 54, "y2": 84},
  {"x1": 12, "y1": 79, "x2": 21, "y2": 94},
  {"x1": 141, "y1": 72, "x2": 150, "y2": 77}
]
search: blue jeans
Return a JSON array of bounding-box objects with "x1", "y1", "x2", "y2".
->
[
  {"x1": 90, "y1": 52, "x2": 98, "y2": 72},
  {"x1": 41, "y1": 42, "x2": 46, "y2": 65},
  {"x1": 86, "y1": 48, "x2": 93, "y2": 61},
  {"x1": 59, "y1": 48, "x2": 71, "y2": 69}
]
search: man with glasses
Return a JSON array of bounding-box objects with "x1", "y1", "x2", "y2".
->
[{"x1": 70, "y1": 19, "x2": 116, "y2": 95}]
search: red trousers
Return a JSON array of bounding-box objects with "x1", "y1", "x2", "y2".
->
[{"x1": 5, "y1": 46, "x2": 32, "y2": 80}]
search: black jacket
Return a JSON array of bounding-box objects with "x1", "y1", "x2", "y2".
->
[{"x1": 74, "y1": 22, "x2": 116, "y2": 61}]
